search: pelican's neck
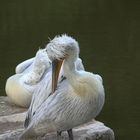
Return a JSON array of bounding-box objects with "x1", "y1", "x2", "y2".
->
[{"x1": 63, "y1": 54, "x2": 78, "y2": 81}]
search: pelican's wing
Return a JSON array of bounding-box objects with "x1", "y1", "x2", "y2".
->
[
  {"x1": 15, "y1": 58, "x2": 34, "y2": 74},
  {"x1": 24, "y1": 71, "x2": 52, "y2": 128},
  {"x1": 23, "y1": 80, "x2": 69, "y2": 134},
  {"x1": 24, "y1": 69, "x2": 67, "y2": 128},
  {"x1": 23, "y1": 80, "x2": 90, "y2": 134}
]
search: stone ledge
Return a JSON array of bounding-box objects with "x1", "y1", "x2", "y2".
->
[
  {"x1": 0, "y1": 96, "x2": 115, "y2": 140},
  {"x1": 0, "y1": 96, "x2": 26, "y2": 116}
]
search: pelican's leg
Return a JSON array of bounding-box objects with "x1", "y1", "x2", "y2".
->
[
  {"x1": 57, "y1": 131, "x2": 62, "y2": 140},
  {"x1": 67, "y1": 129, "x2": 73, "y2": 140}
]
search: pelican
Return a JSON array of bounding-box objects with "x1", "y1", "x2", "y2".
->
[
  {"x1": 24, "y1": 56, "x2": 85, "y2": 127},
  {"x1": 5, "y1": 49, "x2": 51, "y2": 107},
  {"x1": 20, "y1": 35, "x2": 105, "y2": 140}
]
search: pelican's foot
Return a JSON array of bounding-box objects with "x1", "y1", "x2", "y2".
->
[{"x1": 67, "y1": 129, "x2": 73, "y2": 140}]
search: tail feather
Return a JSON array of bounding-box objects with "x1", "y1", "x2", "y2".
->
[{"x1": 24, "y1": 114, "x2": 31, "y2": 128}]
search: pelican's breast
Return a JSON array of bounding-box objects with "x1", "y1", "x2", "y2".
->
[
  {"x1": 71, "y1": 72, "x2": 103, "y2": 97},
  {"x1": 69, "y1": 72, "x2": 105, "y2": 118},
  {"x1": 5, "y1": 74, "x2": 32, "y2": 107}
]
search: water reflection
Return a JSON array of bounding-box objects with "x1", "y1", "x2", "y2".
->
[{"x1": 0, "y1": 1, "x2": 140, "y2": 139}]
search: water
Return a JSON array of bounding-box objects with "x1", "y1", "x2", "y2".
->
[{"x1": 0, "y1": 0, "x2": 140, "y2": 139}]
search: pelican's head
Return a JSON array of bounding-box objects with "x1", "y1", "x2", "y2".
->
[
  {"x1": 46, "y1": 34, "x2": 79, "y2": 92},
  {"x1": 46, "y1": 34, "x2": 79, "y2": 61}
]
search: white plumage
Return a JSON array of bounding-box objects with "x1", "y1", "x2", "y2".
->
[
  {"x1": 25, "y1": 56, "x2": 85, "y2": 127},
  {"x1": 20, "y1": 35, "x2": 105, "y2": 139},
  {"x1": 5, "y1": 49, "x2": 51, "y2": 107}
]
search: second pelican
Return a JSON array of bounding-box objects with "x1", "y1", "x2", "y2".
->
[{"x1": 5, "y1": 49, "x2": 51, "y2": 107}]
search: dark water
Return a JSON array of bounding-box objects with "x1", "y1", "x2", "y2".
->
[{"x1": 0, "y1": 0, "x2": 140, "y2": 139}]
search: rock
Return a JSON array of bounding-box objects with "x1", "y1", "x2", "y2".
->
[
  {"x1": 0, "y1": 112, "x2": 26, "y2": 134},
  {"x1": 0, "y1": 96, "x2": 26, "y2": 116},
  {"x1": 0, "y1": 96, "x2": 115, "y2": 140}
]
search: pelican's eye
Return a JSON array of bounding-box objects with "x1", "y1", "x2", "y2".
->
[{"x1": 59, "y1": 57, "x2": 63, "y2": 60}]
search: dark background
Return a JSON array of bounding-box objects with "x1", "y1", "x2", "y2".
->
[{"x1": 0, "y1": 0, "x2": 140, "y2": 139}]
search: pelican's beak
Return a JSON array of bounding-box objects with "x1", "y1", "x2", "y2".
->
[{"x1": 52, "y1": 59, "x2": 63, "y2": 93}]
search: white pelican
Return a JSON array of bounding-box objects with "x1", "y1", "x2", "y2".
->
[
  {"x1": 24, "y1": 57, "x2": 85, "y2": 127},
  {"x1": 5, "y1": 49, "x2": 51, "y2": 107},
  {"x1": 20, "y1": 35, "x2": 105, "y2": 140}
]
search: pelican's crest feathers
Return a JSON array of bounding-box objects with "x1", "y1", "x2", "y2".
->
[{"x1": 47, "y1": 34, "x2": 79, "y2": 60}]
